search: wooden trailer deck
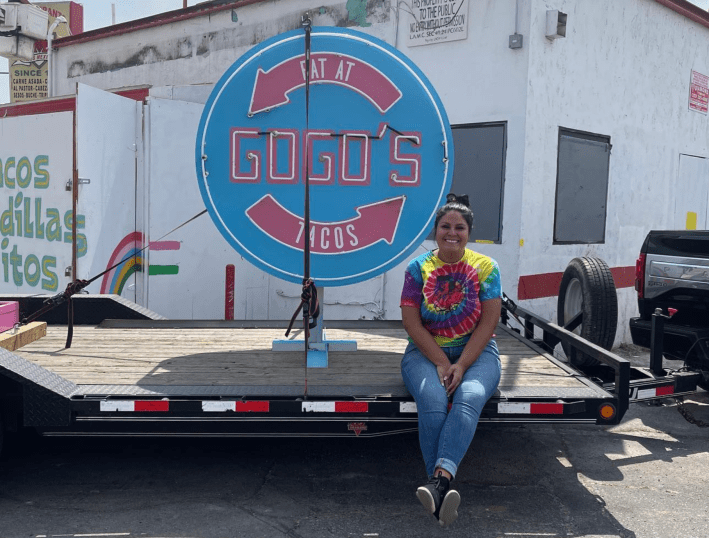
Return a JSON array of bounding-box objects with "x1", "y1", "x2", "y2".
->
[{"x1": 9, "y1": 321, "x2": 609, "y2": 400}]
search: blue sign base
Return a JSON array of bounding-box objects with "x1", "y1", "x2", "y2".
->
[
  {"x1": 271, "y1": 337, "x2": 358, "y2": 368},
  {"x1": 272, "y1": 291, "x2": 357, "y2": 367}
]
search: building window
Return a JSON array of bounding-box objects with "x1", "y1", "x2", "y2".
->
[
  {"x1": 429, "y1": 122, "x2": 506, "y2": 243},
  {"x1": 553, "y1": 128, "x2": 611, "y2": 244}
]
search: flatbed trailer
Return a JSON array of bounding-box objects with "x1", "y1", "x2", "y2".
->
[{"x1": 1, "y1": 296, "x2": 702, "y2": 444}]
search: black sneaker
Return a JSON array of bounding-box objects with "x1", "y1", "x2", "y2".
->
[
  {"x1": 416, "y1": 475, "x2": 449, "y2": 516},
  {"x1": 437, "y1": 488, "x2": 461, "y2": 527}
]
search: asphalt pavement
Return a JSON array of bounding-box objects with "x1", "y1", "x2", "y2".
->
[{"x1": 0, "y1": 348, "x2": 707, "y2": 538}]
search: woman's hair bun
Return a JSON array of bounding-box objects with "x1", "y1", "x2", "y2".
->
[{"x1": 446, "y1": 193, "x2": 470, "y2": 208}]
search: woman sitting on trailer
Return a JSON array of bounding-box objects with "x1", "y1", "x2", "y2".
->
[{"x1": 400, "y1": 193, "x2": 502, "y2": 527}]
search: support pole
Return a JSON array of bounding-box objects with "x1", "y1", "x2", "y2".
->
[{"x1": 650, "y1": 308, "x2": 666, "y2": 375}]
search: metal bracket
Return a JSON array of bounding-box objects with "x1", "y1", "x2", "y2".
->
[
  {"x1": 65, "y1": 178, "x2": 91, "y2": 191},
  {"x1": 272, "y1": 288, "x2": 357, "y2": 368}
]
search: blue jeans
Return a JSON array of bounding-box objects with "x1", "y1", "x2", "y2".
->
[{"x1": 401, "y1": 339, "x2": 501, "y2": 479}]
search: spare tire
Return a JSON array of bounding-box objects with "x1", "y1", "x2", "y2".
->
[{"x1": 557, "y1": 257, "x2": 618, "y2": 368}]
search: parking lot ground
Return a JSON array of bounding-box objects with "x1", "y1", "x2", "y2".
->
[
  {"x1": 0, "y1": 388, "x2": 707, "y2": 538},
  {"x1": 0, "y1": 344, "x2": 707, "y2": 538}
]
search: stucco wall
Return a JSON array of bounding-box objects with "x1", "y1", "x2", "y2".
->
[
  {"x1": 521, "y1": 0, "x2": 709, "y2": 343},
  {"x1": 46, "y1": 0, "x2": 709, "y2": 337},
  {"x1": 53, "y1": 1, "x2": 394, "y2": 96},
  {"x1": 397, "y1": 0, "x2": 531, "y2": 307},
  {"x1": 52, "y1": 0, "x2": 532, "y2": 322}
]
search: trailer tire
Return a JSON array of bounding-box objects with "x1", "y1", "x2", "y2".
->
[{"x1": 557, "y1": 257, "x2": 618, "y2": 368}]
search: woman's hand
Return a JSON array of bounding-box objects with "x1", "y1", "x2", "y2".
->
[
  {"x1": 436, "y1": 364, "x2": 449, "y2": 388},
  {"x1": 443, "y1": 362, "x2": 466, "y2": 397}
]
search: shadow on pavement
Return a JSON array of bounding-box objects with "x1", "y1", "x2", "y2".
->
[{"x1": 0, "y1": 424, "x2": 640, "y2": 538}]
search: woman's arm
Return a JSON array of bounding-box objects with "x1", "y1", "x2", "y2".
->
[
  {"x1": 401, "y1": 305, "x2": 451, "y2": 382},
  {"x1": 443, "y1": 297, "x2": 501, "y2": 395}
]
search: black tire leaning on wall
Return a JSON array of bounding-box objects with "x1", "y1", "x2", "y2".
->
[{"x1": 557, "y1": 257, "x2": 618, "y2": 368}]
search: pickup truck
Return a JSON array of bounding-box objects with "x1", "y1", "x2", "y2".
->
[{"x1": 630, "y1": 230, "x2": 709, "y2": 390}]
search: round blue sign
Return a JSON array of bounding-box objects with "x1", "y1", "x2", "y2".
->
[{"x1": 196, "y1": 26, "x2": 453, "y2": 286}]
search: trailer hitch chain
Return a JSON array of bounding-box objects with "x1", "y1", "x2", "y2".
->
[{"x1": 675, "y1": 397, "x2": 709, "y2": 428}]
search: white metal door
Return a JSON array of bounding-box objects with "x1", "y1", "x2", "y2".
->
[
  {"x1": 76, "y1": 83, "x2": 141, "y2": 301},
  {"x1": 674, "y1": 155, "x2": 709, "y2": 230},
  {"x1": 144, "y1": 97, "x2": 236, "y2": 318},
  {"x1": 0, "y1": 111, "x2": 74, "y2": 295}
]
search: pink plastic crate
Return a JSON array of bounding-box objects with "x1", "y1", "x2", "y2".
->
[{"x1": 0, "y1": 301, "x2": 19, "y2": 332}]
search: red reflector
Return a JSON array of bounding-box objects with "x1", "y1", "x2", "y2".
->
[
  {"x1": 236, "y1": 401, "x2": 270, "y2": 412},
  {"x1": 656, "y1": 385, "x2": 674, "y2": 396},
  {"x1": 530, "y1": 403, "x2": 563, "y2": 415},
  {"x1": 135, "y1": 401, "x2": 169, "y2": 412},
  {"x1": 335, "y1": 402, "x2": 369, "y2": 413}
]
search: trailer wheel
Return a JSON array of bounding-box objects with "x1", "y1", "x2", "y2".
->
[{"x1": 557, "y1": 257, "x2": 618, "y2": 368}]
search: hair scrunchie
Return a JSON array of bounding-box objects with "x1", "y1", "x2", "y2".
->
[{"x1": 446, "y1": 193, "x2": 470, "y2": 208}]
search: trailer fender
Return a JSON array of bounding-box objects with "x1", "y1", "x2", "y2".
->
[
  {"x1": 0, "y1": 347, "x2": 75, "y2": 428},
  {"x1": 557, "y1": 257, "x2": 618, "y2": 368}
]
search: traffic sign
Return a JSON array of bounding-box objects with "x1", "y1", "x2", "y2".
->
[{"x1": 196, "y1": 26, "x2": 453, "y2": 286}]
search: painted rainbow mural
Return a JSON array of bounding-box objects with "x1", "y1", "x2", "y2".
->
[
  {"x1": 100, "y1": 232, "x2": 144, "y2": 295},
  {"x1": 101, "y1": 233, "x2": 182, "y2": 295}
]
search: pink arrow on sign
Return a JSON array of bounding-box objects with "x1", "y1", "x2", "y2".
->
[
  {"x1": 245, "y1": 194, "x2": 406, "y2": 254},
  {"x1": 248, "y1": 53, "x2": 403, "y2": 115}
]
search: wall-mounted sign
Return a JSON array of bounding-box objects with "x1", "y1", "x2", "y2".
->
[
  {"x1": 689, "y1": 70, "x2": 708, "y2": 115},
  {"x1": 9, "y1": 2, "x2": 83, "y2": 103},
  {"x1": 196, "y1": 27, "x2": 453, "y2": 287},
  {"x1": 408, "y1": 0, "x2": 469, "y2": 47}
]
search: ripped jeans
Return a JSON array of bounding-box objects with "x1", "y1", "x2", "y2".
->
[{"x1": 401, "y1": 339, "x2": 501, "y2": 478}]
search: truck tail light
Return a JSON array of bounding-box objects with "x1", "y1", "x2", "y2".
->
[{"x1": 635, "y1": 253, "x2": 646, "y2": 298}]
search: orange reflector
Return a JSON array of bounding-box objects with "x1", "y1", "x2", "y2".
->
[{"x1": 599, "y1": 404, "x2": 616, "y2": 420}]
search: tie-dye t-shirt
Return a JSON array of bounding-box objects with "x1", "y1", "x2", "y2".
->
[{"x1": 400, "y1": 249, "x2": 502, "y2": 347}]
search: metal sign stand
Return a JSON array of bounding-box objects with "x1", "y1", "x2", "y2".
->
[{"x1": 272, "y1": 287, "x2": 357, "y2": 368}]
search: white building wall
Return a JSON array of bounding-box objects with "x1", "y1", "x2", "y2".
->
[
  {"x1": 397, "y1": 0, "x2": 530, "y2": 306},
  {"x1": 53, "y1": 0, "x2": 532, "y2": 322},
  {"x1": 520, "y1": 0, "x2": 709, "y2": 343},
  {"x1": 53, "y1": 1, "x2": 395, "y2": 97},
  {"x1": 42, "y1": 0, "x2": 709, "y2": 338}
]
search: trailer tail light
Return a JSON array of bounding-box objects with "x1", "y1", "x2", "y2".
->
[
  {"x1": 635, "y1": 253, "x2": 646, "y2": 298},
  {"x1": 599, "y1": 403, "x2": 617, "y2": 420}
]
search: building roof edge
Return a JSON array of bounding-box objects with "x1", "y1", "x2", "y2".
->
[
  {"x1": 53, "y1": 0, "x2": 266, "y2": 48},
  {"x1": 654, "y1": 0, "x2": 709, "y2": 30}
]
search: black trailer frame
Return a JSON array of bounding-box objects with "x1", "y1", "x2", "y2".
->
[{"x1": 0, "y1": 296, "x2": 702, "y2": 443}]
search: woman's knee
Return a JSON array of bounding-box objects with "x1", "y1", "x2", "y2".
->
[{"x1": 455, "y1": 380, "x2": 489, "y2": 407}]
